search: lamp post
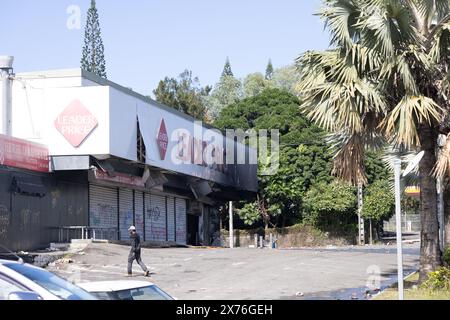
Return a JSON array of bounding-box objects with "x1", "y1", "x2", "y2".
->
[
  {"x1": 393, "y1": 159, "x2": 404, "y2": 300},
  {"x1": 394, "y1": 151, "x2": 424, "y2": 300}
]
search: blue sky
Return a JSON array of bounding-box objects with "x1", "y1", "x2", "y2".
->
[{"x1": 1, "y1": 0, "x2": 330, "y2": 97}]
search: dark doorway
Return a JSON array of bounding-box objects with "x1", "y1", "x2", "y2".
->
[{"x1": 187, "y1": 214, "x2": 199, "y2": 246}]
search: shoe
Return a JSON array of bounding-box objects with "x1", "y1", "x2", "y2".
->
[
  {"x1": 144, "y1": 271, "x2": 150, "y2": 277},
  {"x1": 125, "y1": 273, "x2": 132, "y2": 277}
]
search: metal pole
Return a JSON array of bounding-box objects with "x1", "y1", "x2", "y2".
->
[
  {"x1": 357, "y1": 183, "x2": 365, "y2": 245},
  {"x1": 229, "y1": 201, "x2": 234, "y2": 248},
  {"x1": 394, "y1": 159, "x2": 404, "y2": 300},
  {"x1": 254, "y1": 234, "x2": 258, "y2": 248},
  {"x1": 269, "y1": 233, "x2": 273, "y2": 249},
  {"x1": 0, "y1": 56, "x2": 13, "y2": 136}
]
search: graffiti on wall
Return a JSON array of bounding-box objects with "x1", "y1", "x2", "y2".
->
[
  {"x1": 0, "y1": 205, "x2": 10, "y2": 240},
  {"x1": 18, "y1": 209, "x2": 40, "y2": 232},
  {"x1": 91, "y1": 203, "x2": 115, "y2": 227}
]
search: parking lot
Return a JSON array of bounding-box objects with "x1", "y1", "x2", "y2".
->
[{"x1": 47, "y1": 243, "x2": 420, "y2": 300}]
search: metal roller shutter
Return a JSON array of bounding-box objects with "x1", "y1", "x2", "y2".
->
[
  {"x1": 119, "y1": 189, "x2": 133, "y2": 241},
  {"x1": 167, "y1": 196, "x2": 175, "y2": 242},
  {"x1": 175, "y1": 198, "x2": 187, "y2": 245},
  {"x1": 145, "y1": 193, "x2": 167, "y2": 242},
  {"x1": 89, "y1": 184, "x2": 118, "y2": 240},
  {"x1": 134, "y1": 191, "x2": 144, "y2": 239}
]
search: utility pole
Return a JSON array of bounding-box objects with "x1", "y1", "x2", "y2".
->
[
  {"x1": 357, "y1": 183, "x2": 365, "y2": 246},
  {"x1": 229, "y1": 201, "x2": 234, "y2": 248}
]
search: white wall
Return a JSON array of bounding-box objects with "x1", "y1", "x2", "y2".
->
[{"x1": 109, "y1": 87, "x2": 137, "y2": 161}]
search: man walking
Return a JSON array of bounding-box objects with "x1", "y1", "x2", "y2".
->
[{"x1": 127, "y1": 226, "x2": 150, "y2": 277}]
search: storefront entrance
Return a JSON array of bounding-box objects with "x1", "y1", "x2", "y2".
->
[{"x1": 187, "y1": 214, "x2": 199, "y2": 246}]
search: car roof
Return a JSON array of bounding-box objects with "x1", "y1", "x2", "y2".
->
[
  {"x1": 0, "y1": 259, "x2": 21, "y2": 265},
  {"x1": 77, "y1": 280, "x2": 156, "y2": 292}
]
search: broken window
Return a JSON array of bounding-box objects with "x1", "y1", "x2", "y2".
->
[{"x1": 137, "y1": 119, "x2": 146, "y2": 163}]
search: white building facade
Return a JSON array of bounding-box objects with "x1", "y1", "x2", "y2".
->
[{"x1": 0, "y1": 67, "x2": 257, "y2": 249}]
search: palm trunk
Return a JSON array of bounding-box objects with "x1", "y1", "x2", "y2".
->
[{"x1": 418, "y1": 127, "x2": 442, "y2": 282}]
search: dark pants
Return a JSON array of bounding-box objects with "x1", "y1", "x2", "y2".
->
[{"x1": 127, "y1": 251, "x2": 148, "y2": 274}]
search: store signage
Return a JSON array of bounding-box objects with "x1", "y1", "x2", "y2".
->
[
  {"x1": 156, "y1": 118, "x2": 168, "y2": 160},
  {"x1": 94, "y1": 170, "x2": 145, "y2": 188},
  {"x1": 0, "y1": 134, "x2": 49, "y2": 172},
  {"x1": 54, "y1": 99, "x2": 98, "y2": 147}
]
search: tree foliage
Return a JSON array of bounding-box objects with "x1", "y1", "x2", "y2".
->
[
  {"x1": 361, "y1": 180, "x2": 394, "y2": 222},
  {"x1": 297, "y1": 0, "x2": 450, "y2": 277},
  {"x1": 303, "y1": 181, "x2": 357, "y2": 227},
  {"x1": 221, "y1": 57, "x2": 234, "y2": 78},
  {"x1": 265, "y1": 59, "x2": 274, "y2": 80},
  {"x1": 242, "y1": 72, "x2": 271, "y2": 98},
  {"x1": 216, "y1": 89, "x2": 332, "y2": 226},
  {"x1": 81, "y1": 0, "x2": 107, "y2": 78},
  {"x1": 153, "y1": 70, "x2": 210, "y2": 120},
  {"x1": 205, "y1": 75, "x2": 242, "y2": 121}
]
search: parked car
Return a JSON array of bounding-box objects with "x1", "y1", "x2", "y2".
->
[
  {"x1": 77, "y1": 280, "x2": 174, "y2": 300},
  {"x1": 0, "y1": 259, "x2": 97, "y2": 300}
]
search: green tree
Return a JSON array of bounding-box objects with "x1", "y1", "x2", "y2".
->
[
  {"x1": 265, "y1": 59, "x2": 274, "y2": 80},
  {"x1": 221, "y1": 57, "x2": 234, "y2": 78},
  {"x1": 242, "y1": 72, "x2": 271, "y2": 98},
  {"x1": 216, "y1": 89, "x2": 332, "y2": 227},
  {"x1": 153, "y1": 70, "x2": 209, "y2": 120},
  {"x1": 297, "y1": 0, "x2": 450, "y2": 280},
  {"x1": 205, "y1": 75, "x2": 242, "y2": 121},
  {"x1": 303, "y1": 181, "x2": 357, "y2": 228},
  {"x1": 271, "y1": 65, "x2": 301, "y2": 94},
  {"x1": 361, "y1": 180, "x2": 394, "y2": 222},
  {"x1": 81, "y1": 0, "x2": 107, "y2": 78}
]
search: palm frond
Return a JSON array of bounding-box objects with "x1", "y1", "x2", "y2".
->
[
  {"x1": 319, "y1": 0, "x2": 361, "y2": 48},
  {"x1": 433, "y1": 133, "x2": 450, "y2": 178},
  {"x1": 382, "y1": 95, "x2": 443, "y2": 148},
  {"x1": 329, "y1": 133, "x2": 368, "y2": 185}
]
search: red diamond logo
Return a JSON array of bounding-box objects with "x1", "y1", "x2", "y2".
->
[
  {"x1": 156, "y1": 119, "x2": 168, "y2": 160},
  {"x1": 54, "y1": 100, "x2": 98, "y2": 147}
]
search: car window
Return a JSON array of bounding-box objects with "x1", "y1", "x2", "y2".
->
[
  {"x1": 116, "y1": 285, "x2": 173, "y2": 300},
  {"x1": 91, "y1": 291, "x2": 115, "y2": 300},
  {"x1": 4, "y1": 263, "x2": 96, "y2": 300},
  {"x1": 0, "y1": 276, "x2": 26, "y2": 300}
]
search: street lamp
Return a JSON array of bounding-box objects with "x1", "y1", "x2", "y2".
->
[{"x1": 394, "y1": 151, "x2": 424, "y2": 300}]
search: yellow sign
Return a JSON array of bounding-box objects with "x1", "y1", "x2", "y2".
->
[{"x1": 405, "y1": 186, "x2": 420, "y2": 197}]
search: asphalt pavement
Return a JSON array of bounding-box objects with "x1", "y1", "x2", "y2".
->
[{"x1": 46, "y1": 243, "x2": 420, "y2": 300}]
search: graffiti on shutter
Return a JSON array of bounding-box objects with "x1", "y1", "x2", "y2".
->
[
  {"x1": 134, "y1": 191, "x2": 144, "y2": 238},
  {"x1": 175, "y1": 198, "x2": 186, "y2": 245},
  {"x1": 167, "y1": 196, "x2": 175, "y2": 242},
  {"x1": 89, "y1": 185, "x2": 118, "y2": 240},
  {"x1": 145, "y1": 194, "x2": 167, "y2": 241},
  {"x1": 119, "y1": 189, "x2": 133, "y2": 241}
]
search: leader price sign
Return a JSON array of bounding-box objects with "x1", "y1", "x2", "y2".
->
[
  {"x1": 55, "y1": 99, "x2": 98, "y2": 147},
  {"x1": 157, "y1": 118, "x2": 168, "y2": 160},
  {"x1": 0, "y1": 134, "x2": 49, "y2": 172}
]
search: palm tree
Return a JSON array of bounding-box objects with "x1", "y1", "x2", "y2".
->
[{"x1": 296, "y1": 0, "x2": 450, "y2": 282}]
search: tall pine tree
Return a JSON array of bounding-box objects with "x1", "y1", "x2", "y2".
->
[
  {"x1": 265, "y1": 59, "x2": 274, "y2": 80},
  {"x1": 221, "y1": 57, "x2": 234, "y2": 78},
  {"x1": 81, "y1": 0, "x2": 107, "y2": 78}
]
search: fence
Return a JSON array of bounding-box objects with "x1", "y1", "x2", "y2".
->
[
  {"x1": 383, "y1": 214, "x2": 421, "y2": 233},
  {"x1": 52, "y1": 226, "x2": 118, "y2": 243}
]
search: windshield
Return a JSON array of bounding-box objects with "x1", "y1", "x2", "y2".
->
[
  {"x1": 5, "y1": 263, "x2": 97, "y2": 300},
  {"x1": 95, "y1": 285, "x2": 173, "y2": 300}
]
